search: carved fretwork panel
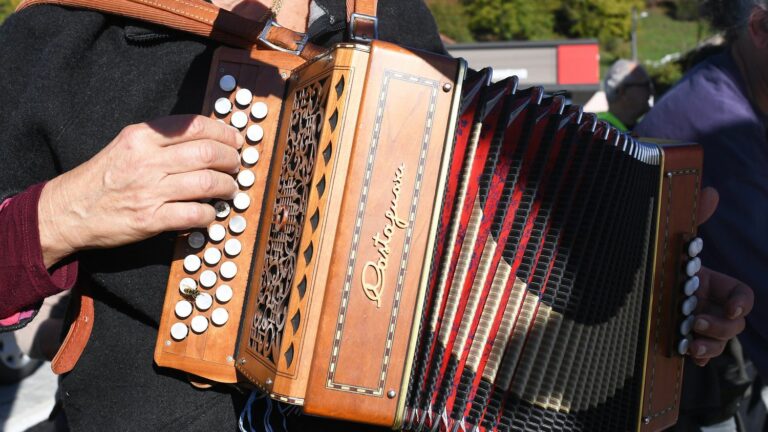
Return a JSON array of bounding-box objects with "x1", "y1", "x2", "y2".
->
[{"x1": 249, "y1": 77, "x2": 330, "y2": 364}]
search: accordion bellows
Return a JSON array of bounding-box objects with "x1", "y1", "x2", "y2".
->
[{"x1": 155, "y1": 41, "x2": 702, "y2": 432}]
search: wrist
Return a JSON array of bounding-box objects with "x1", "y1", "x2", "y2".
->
[{"x1": 38, "y1": 177, "x2": 83, "y2": 268}]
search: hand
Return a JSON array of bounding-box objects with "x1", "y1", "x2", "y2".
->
[
  {"x1": 38, "y1": 115, "x2": 244, "y2": 267},
  {"x1": 687, "y1": 187, "x2": 755, "y2": 366}
]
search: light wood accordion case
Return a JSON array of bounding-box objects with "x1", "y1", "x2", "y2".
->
[{"x1": 154, "y1": 41, "x2": 703, "y2": 432}]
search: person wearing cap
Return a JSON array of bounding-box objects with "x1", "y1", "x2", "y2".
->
[{"x1": 598, "y1": 59, "x2": 655, "y2": 132}]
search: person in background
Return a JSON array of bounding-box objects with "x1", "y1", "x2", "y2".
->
[
  {"x1": 598, "y1": 59, "x2": 654, "y2": 131},
  {"x1": 636, "y1": 1, "x2": 768, "y2": 430}
]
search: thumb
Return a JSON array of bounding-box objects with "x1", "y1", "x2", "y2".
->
[{"x1": 697, "y1": 187, "x2": 719, "y2": 226}]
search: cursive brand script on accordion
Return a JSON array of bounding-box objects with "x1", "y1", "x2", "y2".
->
[{"x1": 362, "y1": 163, "x2": 409, "y2": 308}]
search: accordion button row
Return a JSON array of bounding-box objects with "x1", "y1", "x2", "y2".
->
[{"x1": 677, "y1": 237, "x2": 705, "y2": 355}]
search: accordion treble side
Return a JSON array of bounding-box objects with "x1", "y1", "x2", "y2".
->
[{"x1": 154, "y1": 41, "x2": 703, "y2": 432}]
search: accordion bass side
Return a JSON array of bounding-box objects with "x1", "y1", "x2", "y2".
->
[{"x1": 155, "y1": 41, "x2": 703, "y2": 432}]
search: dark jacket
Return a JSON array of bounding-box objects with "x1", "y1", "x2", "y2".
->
[{"x1": 0, "y1": 2, "x2": 444, "y2": 430}]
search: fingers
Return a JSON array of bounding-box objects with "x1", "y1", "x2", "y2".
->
[
  {"x1": 691, "y1": 313, "x2": 746, "y2": 342},
  {"x1": 125, "y1": 115, "x2": 245, "y2": 150},
  {"x1": 153, "y1": 202, "x2": 217, "y2": 232},
  {"x1": 696, "y1": 187, "x2": 719, "y2": 226},
  {"x1": 161, "y1": 140, "x2": 242, "y2": 175},
  {"x1": 158, "y1": 170, "x2": 239, "y2": 203},
  {"x1": 698, "y1": 267, "x2": 754, "y2": 318},
  {"x1": 688, "y1": 336, "x2": 727, "y2": 364}
]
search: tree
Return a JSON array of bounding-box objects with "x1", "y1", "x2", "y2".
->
[
  {"x1": 1, "y1": 0, "x2": 21, "y2": 23},
  {"x1": 428, "y1": 0, "x2": 474, "y2": 43},
  {"x1": 462, "y1": 0, "x2": 561, "y2": 41},
  {"x1": 557, "y1": 0, "x2": 644, "y2": 44}
]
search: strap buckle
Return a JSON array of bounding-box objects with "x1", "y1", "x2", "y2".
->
[
  {"x1": 349, "y1": 13, "x2": 378, "y2": 42},
  {"x1": 258, "y1": 18, "x2": 309, "y2": 56}
]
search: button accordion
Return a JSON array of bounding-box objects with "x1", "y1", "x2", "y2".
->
[{"x1": 154, "y1": 41, "x2": 702, "y2": 432}]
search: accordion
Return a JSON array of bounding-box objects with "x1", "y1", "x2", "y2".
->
[{"x1": 154, "y1": 41, "x2": 702, "y2": 432}]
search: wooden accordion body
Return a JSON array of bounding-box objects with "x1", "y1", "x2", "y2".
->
[{"x1": 155, "y1": 41, "x2": 703, "y2": 432}]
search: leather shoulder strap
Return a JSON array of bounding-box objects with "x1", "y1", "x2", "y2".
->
[
  {"x1": 346, "y1": 0, "x2": 377, "y2": 42},
  {"x1": 16, "y1": 0, "x2": 324, "y2": 59}
]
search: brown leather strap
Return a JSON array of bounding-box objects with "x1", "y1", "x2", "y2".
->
[
  {"x1": 16, "y1": 0, "x2": 324, "y2": 59},
  {"x1": 51, "y1": 283, "x2": 94, "y2": 374},
  {"x1": 345, "y1": 0, "x2": 378, "y2": 41}
]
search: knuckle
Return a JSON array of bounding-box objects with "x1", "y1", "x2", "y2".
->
[
  {"x1": 187, "y1": 116, "x2": 208, "y2": 137},
  {"x1": 197, "y1": 171, "x2": 218, "y2": 194},
  {"x1": 196, "y1": 142, "x2": 218, "y2": 166}
]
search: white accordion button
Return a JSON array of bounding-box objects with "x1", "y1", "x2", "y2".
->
[
  {"x1": 183, "y1": 254, "x2": 202, "y2": 273},
  {"x1": 688, "y1": 237, "x2": 704, "y2": 257},
  {"x1": 680, "y1": 315, "x2": 695, "y2": 336},
  {"x1": 219, "y1": 75, "x2": 236, "y2": 92},
  {"x1": 187, "y1": 231, "x2": 205, "y2": 249},
  {"x1": 204, "y1": 247, "x2": 222, "y2": 266},
  {"x1": 235, "y1": 88, "x2": 253, "y2": 106},
  {"x1": 199, "y1": 270, "x2": 217, "y2": 288},
  {"x1": 251, "y1": 101, "x2": 268, "y2": 120},
  {"x1": 175, "y1": 300, "x2": 193, "y2": 319},
  {"x1": 214, "y1": 97, "x2": 232, "y2": 116},
  {"x1": 242, "y1": 147, "x2": 260, "y2": 165},
  {"x1": 220, "y1": 261, "x2": 238, "y2": 280},
  {"x1": 211, "y1": 308, "x2": 229, "y2": 326},
  {"x1": 191, "y1": 315, "x2": 209, "y2": 334},
  {"x1": 229, "y1": 215, "x2": 247, "y2": 234},
  {"x1": 214, "y1": 201, "x2": 231, "y2": 219},
  {"x1": 170, "y1": 323, "x2": 189, "y2": 341},
  {"x1": 233, "y1": 193, "x2": 250, "y2": 211},
  {"x1": 246, "y1": 124, "x2": 264, "y2": 143},
  {"x1": 677, "y1": 337, "x2": 690, "y2": 356},
  {"x1": 179, "y1": 277, "x2": 197, "y2": 294},
  {"x1": 684, "y1": 276, "x2": 700, "y2": 296},
  {"x1": 686, "y1": 257, "x2": 702, "y2": 277},
  {"x1": 224, "y1": 238, "x2": 242, "y2": 257},
  {"x1": 682, "y1": 295, "x2": 698, "y2": 316},
  {"x1": 231, "y1": 111, "x2": 248, "y2": 129},
  {"x1": 216, "y1": 284, "x2": 233, "y2": 303},
  {"x1": 238, "y1": 170, "x2": 255, "y2": 188},
  {"x1": 195, "y1": 292, "x2": 213, "y2": 311},
  {"x1": 208, "y1": 224, "x2": 226, "y2": 242}
]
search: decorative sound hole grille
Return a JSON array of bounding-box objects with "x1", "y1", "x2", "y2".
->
[{"x1": 249, "y1": 77, "x2": 329, "y2": 364}]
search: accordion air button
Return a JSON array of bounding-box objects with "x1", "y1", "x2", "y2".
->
[
  {"x1": 688, "y1": 237, "x2": 704, "y2": 257},
  {"x1": 204, "y1": 247, "x2": 222, "y2": 266},
  {"x1": 231, "y1": 111, "x2": 248, "y2": 129},
  {"x1": 208, "y1": 224, "x2": 226, "y2": 242},
  {"x1": 686, "y1": 257, "x2": 702, "y2": 277},
  {"x1": 199, "y1": 270, "x2": 217, "y2": 288},
  {"x1": 211, "y1": 308, "x2": 229, "y2": 326},
  {"x1": 175, "y1": 300, "x2": 193, "y2": 319},
  {"x1": 684, "y1": 276, "x2": 700, "y2": 296},
  {"x1": 190, "y1": 315, "x2": 209, "y2": 334},
  {"x1": 214, "y1": 97, "x2": 232, "y2": 116},
  {"x1": 237, "y1": 170, "x2": 255, "y2": 188},
  {"x1": 214, "y1": 201, "x2": 231, "y2": 219},
  {"x1": 682, "y1": 296, "x2": 698, "y2": 316},
  {"x1": 251, "y1": 102, "x2": 268, "y2": 120},
  {"x1": 170, "y1": 323, "x2": 189, "y2": 341},
  {"x1": 677, "y1": 337, "x2": 690, "y2": 356},
  {"x1": 219, "y1": 75, "x2": 236, "y2": 92},
  {"x1": 216, "y1": 284, "x2": 233, "y2": 303},
  {"x1": 233, "y1": 192, "x2": 250, "y2": 211},
  {"x1": 179, "y1": 277, "x2": 197, "y2": 294},
  {"x1": 224, "y1": 239, "x2": 242, "y2": 257},
  {"x1": 187, "y1": 232, "x2": 205, "y2": 249},
  {"x1": 220, "y1": 261, "x2": 238, "y2": 280},
  {"x1": 183, "y1": 254, "x2": 202, "y2": 273},
  {"x1": 246, "y1": 124, "x2": 264, "y2": 143},
  {"x1": 229, "y1": 215, "x2": 247, "y2": 234},
  {"x1": 235, "y1": 88, "x2": 253, "y2": 106},
  {"x1": 680, "y1": 315, "x2": 696, "y2": 336},
  {"x1": 195, "y1": 292, "x2": 213, "y2": 311},
  {"x1": 242, "y1": 147, "x2": 260, "y2": 165}
]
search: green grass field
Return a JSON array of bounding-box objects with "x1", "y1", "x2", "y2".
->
[{"x1": 636, "y1": 7, "x2": 713, "y2": 62}]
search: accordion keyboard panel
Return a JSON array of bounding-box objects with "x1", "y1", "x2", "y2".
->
[{"x1": 154, "y1": 48, "x2": 303, "y2": 383}]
